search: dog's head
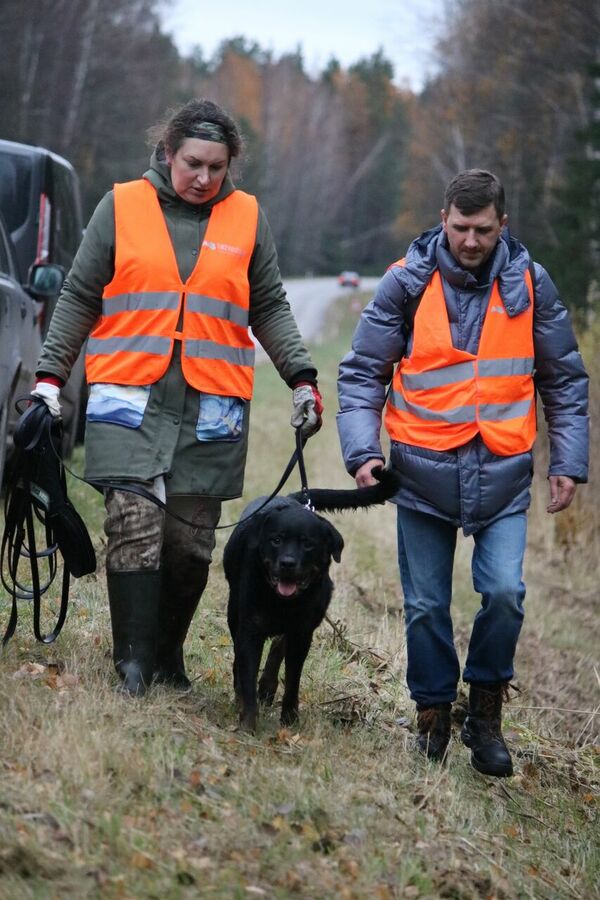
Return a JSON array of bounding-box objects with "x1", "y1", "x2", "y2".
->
[{"x1": 255, "y1": 502, "x2": 344, "y2": 599}]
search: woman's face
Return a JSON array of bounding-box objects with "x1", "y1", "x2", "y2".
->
[{"x1": 167, "y1": 137, "x2": 229, "y2": 204}]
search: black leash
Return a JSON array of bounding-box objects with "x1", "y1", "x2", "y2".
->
[
  {"x1": 65, "y1": 426, "x2": 312, "y2": 531},
  {"x1": 1, "y1": 402, "x2": 96, "y2": 646}
]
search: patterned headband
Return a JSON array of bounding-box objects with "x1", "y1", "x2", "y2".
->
[{"x1": 184, "y1": 121, "x2": 228, "y2": 144}]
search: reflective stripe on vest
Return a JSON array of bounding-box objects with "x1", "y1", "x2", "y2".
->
[
  {"x1": 384, "y1": 266, "x2": 536, "y2": 456},
  {"x1": 85, "y1": 179, "x2": 259, "y2": 397}
]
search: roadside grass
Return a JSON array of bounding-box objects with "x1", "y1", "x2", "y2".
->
[{"x1": 0, "y1": 290, "x2": 598, "y2": 899}]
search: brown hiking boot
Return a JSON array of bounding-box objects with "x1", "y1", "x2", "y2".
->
[
  {"x1": 416, "y1": 703, "x2": 452, "y2": 762},
  {"x1": 461, "y1": 682, "x2": 513, "y2": 777}
]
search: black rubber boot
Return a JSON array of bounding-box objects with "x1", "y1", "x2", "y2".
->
[
  {"x1": 461, "y1": 682, "x2": 513, "y2": 777},
  {"x1": 416, "y1": 703, "x2": 452, "y2": 762},
  {"x1": 107, "y1": 569, "x2": 161, "y2": 697},
  {"x1": 154, "y1": 562, "x2": 209, "y2": 690}
]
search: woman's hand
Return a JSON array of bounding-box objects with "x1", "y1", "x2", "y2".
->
[
  {"x1": 290, "y1": 382, "x2": 323, "y2": 438},
  {"x1": 30, "y1": 380, "x2": 62, "y2": 418}
]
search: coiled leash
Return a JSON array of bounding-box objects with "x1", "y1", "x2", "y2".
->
[{"x1": 1, "y1": 400, "x2": 96, "y2": 646}]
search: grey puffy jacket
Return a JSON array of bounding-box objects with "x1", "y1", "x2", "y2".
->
[{"x1": 337, "y1": 226, "x2": 589, "y2": 535}]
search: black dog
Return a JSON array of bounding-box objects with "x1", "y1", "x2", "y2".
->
[{"x1": 223, "y1": 467, "x2": 400, "y2": 731}]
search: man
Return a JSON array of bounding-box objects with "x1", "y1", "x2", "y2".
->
[{"x1": 337, "y1": 169, "x2": 589, "y2": 777}]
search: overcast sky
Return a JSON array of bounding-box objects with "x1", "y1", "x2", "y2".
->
[{"x1": 159, "y1": 0, "x2": 446, "y2": 92}]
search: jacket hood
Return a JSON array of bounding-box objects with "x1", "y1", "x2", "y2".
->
[
  {"x1": 393, "y1": 223, "x2": 532, "y2": 316},
  {"x1": 142, "y1": 143, "x2": 236, "y2": 211}
]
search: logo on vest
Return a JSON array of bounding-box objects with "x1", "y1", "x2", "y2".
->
[
  {"x1": 490, "y1": 304, "x2": 505, "y2": 314},
  {"x1": 202, "y1": 240, "x2": 244, "y2": 257}
]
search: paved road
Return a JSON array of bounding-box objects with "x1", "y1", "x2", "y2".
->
[{"x1": 253, "y1": 275, "x2": 381, "y2": 362}]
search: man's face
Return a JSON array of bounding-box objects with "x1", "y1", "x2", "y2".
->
[{"x1": 441, "y1": 203, "x2": 507, "y2": 270}]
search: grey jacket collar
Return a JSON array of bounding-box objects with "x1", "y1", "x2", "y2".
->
[{"x1": 392, "y1": 223, "x2": 532, "y2": 317}]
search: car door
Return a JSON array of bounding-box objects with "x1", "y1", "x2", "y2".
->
[{"x1": 0, "y1": 214, "x2": 41, "y2": 481}]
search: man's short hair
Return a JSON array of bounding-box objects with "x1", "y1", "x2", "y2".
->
[{"x1": 444, "y1": 169, "x2": 505, "y2": 220}]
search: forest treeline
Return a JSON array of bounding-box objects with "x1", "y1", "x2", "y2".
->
[{"x1": 1, "y1": 0, "x2": 598, "y2": 317}]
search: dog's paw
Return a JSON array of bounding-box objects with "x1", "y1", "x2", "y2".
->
[
  {"x1": 280, "y1": 705, "x2": 299, "y2": 727},
  {"x1": 258, "y1": 678, "x2": 277, "y2": 706},
  {"x1": 239, "y1": 710, "x2": 258, "y2": 733}
]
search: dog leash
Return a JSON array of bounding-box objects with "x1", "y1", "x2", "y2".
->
[
  {"x1": 294, "y1": 427, "x2": 313, "y2": 510},
  {"x1": 1, "y1": 402, "x2": 96, "y2": 646},
  {"x1": 51, "y1": 424, "x2": 312, "y2": 531}
]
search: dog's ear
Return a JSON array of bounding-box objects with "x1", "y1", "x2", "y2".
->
[
  {"x1": 324, "y1": 520, "x2": 344, "y2": 563},
  {"x1": 246, "y1": 510, "x2": 270, "y2": 551}
]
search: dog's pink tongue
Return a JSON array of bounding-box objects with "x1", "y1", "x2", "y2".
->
[{"x1": 277, "y1": 581, "x2": 297, "y2": 597}]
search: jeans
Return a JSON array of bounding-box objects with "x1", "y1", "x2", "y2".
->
[{"x1": 397, "y1": 507, "x2": 527, "y2": 707}]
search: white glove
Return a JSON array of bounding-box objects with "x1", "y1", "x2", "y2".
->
[
  {"x1": 291, "y1": 383, "x2": 323, "y2": 438},
  {"x1": 30, "y1": 381, "x2": 62, "y2": 418}
]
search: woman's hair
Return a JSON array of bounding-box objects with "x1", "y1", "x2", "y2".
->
[{"x1": 148, "y1": 98, "x2": 244, "y2": 160}]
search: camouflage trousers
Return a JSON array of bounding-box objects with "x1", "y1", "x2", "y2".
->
[{"x1": 104, "y1": 478, "x2": 221, "y2": 575}]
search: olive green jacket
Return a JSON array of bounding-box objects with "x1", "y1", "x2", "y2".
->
[{"x1": 37, "y1": 150, "x2": 316, "y2": 498}]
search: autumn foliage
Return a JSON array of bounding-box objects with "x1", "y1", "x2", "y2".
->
[{"x1": 0, "y1": 0, "x2": 598, "y2": 310}]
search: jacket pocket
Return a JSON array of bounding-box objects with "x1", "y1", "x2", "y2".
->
[
  {"x1": 86, "y1": 383, "x2": 150, "y2": 428},
  {"x1": 196, "y1": 394, "x2": 245, "y2": 442}
]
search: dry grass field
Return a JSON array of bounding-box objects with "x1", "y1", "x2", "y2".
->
[{"x1": 0, "y1": 292, "x2": 598, "y2": 898}]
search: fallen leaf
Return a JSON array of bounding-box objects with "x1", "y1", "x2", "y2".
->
[
  {"x1": 47, "y1": 660, "x2": 66, "y2": 675},
  {"x1": 374, "y1": 886, "x2": 393, "y2": 900},
  {"x1": 13, "y1": 662, "x2": 46, "y2": 679},
  {"x1": 283, "y1": 870, "x2": 303, "y2": 891},
  {"x1": 130, "y1": 851, "x2": 154, "y2": 870},
  {"x1": 338, "y1": 858, "x2": 360, "y2": 878},
  {"x1": 56, "y1": 673, "x2": 80, "y2": 689},
  {"x1": 300, "y1": 823, "x2": 320, "y2": 842}
]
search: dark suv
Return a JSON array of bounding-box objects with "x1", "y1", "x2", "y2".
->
[
  {"x1": 0, "y1": 209, "x2": 65, "y2": 485},
  {"x1": 0, "y1": 139, "x2": 86, "y2": 456}
]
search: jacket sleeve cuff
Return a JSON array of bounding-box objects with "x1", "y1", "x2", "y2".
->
[
  {"x1": 35, "y1": 373, "x2": 65, "y2": 388},
  {"x1": 289, "y1": 368, "x2": 318, "y2": 389}
]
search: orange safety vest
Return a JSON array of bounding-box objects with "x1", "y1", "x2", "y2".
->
[
  {"x1": 384, "y1": 262, "x2": 536, "y2": 456},
  {"x1": 85, "y1": 179, "x2": 259, "y2": 399}
]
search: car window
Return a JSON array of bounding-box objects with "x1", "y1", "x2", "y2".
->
[
  {"x1": 0, "y1": 152, "x2": 33, "y2": 234},
  {"x1": 52, "y1": 160, "x2": 81, "y2": 262}
]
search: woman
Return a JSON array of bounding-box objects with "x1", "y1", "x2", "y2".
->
[{"x1": 33, "y1": 98, "x2": 322, "y2": 696}]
